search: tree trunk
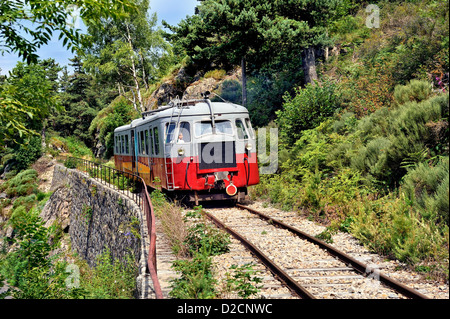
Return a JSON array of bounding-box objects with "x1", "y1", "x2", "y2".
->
[
  {"x1": 126, "y1": 24, "x2": 144, "y2": 113},
  {"x1": 41, "y1": 123, "x2": 47, "y2": 150},
  {"x1": 302, "y1": 47, "x2": 318, "y2": 86},
  {"x1": 241, "y1": 57, "x2": 247, "y2": 107}
]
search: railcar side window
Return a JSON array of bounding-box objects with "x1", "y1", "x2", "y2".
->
[
  {"x1": 145, "y1": 130, "x2": 149, "y2": 155},
  {"x1": 244, "y1": 118, "x2": 255, "y2": 138},
  {"x1": 149, "y1": 128, "x2": 154, "y2": 155},
  {"x1": 178, "y1": 122, "x2": 191, "y2": 142},
  {"x1": 140, "y1": 131, "x2": 145, "y2": 155},
  {"x1": 236, "y1": 119, "x2": 248, "y2": 140},
  {"x1": 125, "y1": 135, "x2": 129, "y2": 154},
  {"x1": 121, "y1": 135, "x2": 125, "y2": 154},
  {"x1": 195, "y1": 120, "x2": 232, "y2": 136},
  {"x1": 165, "y1": 122, "x2": 176, "y2": 143},
  {"x1": 115, "y1": 136, "x2": 119, "y2": 154},
  {"x1": 153, "y1": 127, "x2": 160, "y2": 155}
]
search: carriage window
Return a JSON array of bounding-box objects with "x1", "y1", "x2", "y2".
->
[
  {"x1": 178, "y1": 122, "x2": 191, "y2": 142},
  {"x1": 165, "y1": 122, "x2": 176, "y2": 143},
  {"x1": 145, "y1": 130, "x2": 149, "y2": 155},
  {"x1": 125, "y1": 135, "x2": 129, "y2": 154},
  {"x1": 121, "y1": 135, "x2": 125, "y2": 154},
  {"x1": 236, "y1": 119, "x2": 248, "y2": 140},
  {"x1": 244, "y1": 118, "x2": 255, "y2": 138},
  {"x1": 140, "y1": 131, "x2": 146, "y2": 155},
  {"x1": 115, "y1": 136, "x2": 119, "y2": 154},
  {"x1": 195, "y1": 120, "x2": 232, "y2": 136},
  {"x1": 153, "y1": 127, "x2": 160, "y2": 155},
  {"x1": 149, "y1": 129, "x2": 154, "y2": 155}
]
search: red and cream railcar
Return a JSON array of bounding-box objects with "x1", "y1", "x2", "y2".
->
[{"x1": 113, "y1": 98, "x2": 259, "y2": 203}]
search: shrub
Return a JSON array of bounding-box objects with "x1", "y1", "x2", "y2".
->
[
  {"x1": 1, "y1": 169, "x2": 38, "y2": 198},
  {"x1": 212, "y1": 79, "x2": 241, "y2": 104},
  {"x1": 402, "y1": 156, "x2": 449, "y2": 224},
  {"x1": 89, "y1": 96, "x2": 139, "y2": 158},
  {"x1": 204, "y1": 69, "x2": 226, "y2": 80},
  {"x1": 350, "y1": 194, "x2": 449, "y2": 265},
  {"x1": 393, "y1": 79, "x2": 432, "y2": 105},
  {"x1": 183, "y1": 207, "x2": 230, "y2": 256},
  {"x1": 79, "y1": 248, "x2": 137, "y2": 299},
  {"x1": 276, "y1": 81, "x2": 341, "y2": 146},
  {"x1": 14, "y1": 136, "x2": 42, "y2": 171}
]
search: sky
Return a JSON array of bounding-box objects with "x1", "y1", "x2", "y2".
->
[{"x1": 0, "y1": 0, "x2": 199, "y2": 75}]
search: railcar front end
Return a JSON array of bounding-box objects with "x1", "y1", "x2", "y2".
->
[{"x1": 113, "y1": 99, "x2": 260, "y2": 204}]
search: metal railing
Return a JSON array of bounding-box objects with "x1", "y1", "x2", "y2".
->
[{"x1": 59, "y1": 156, "x2": 163, "y2": 299}]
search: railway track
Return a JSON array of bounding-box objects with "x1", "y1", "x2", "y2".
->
[{"x1": 204, "y1": 204, "x2": 430, "y2": 299}]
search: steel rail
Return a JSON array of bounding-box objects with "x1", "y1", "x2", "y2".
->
[
  {"x1": 60, "y1": 156, "x2": 164, "y2": 299},
  {"x1": 236, "y1": 204, "x2": 430, "y2": 300},
  {"x1": 204, "y1": 211, "x2": 315, "y2": 299}
]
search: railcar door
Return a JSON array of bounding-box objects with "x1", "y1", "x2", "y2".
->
[{"x1": 131, "y1": 130, "x2": 136, "y2": 173}]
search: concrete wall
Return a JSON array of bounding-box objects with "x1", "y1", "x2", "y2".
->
[{"x1": 41, "y1": 164, "x2": 156, "y2": 298}]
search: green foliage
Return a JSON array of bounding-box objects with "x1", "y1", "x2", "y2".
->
[
  {"x1": 0, "y1": 0, "x2": 137, "y2": 64},
  {"x1": 393, "y1": 80, "x2": 433, "y2": 105},
  {"x1": 222, "y1": 263, "x2": 263, "y2": 299},
  {"x1": 254, "y1": 87, "x2": 449, "y2": 277},
  {"x1": 78, "y1": 248, "x2": 137, "y2": 299},
  {"x1": 14, "y1": 136, "x2": 42, "y2": 171},
  {"x1": 49, "y1": 56, "x2": 100, "y2": 148},
  {"x1": 402, "y1": 156, "x2": 449, "y2": 224},
  {"x1": 83, "y1": 0, "x2": 171, "y2": 113},
  {"x1": 165, "y1": 0, "x2": 348, "y2": 70},
  {"x1": 183, "y1": 207, "x2": 230, "y2": 256},
  {"x1": 0, "y1": 207, "x2": 79, "y2": 299},
  {"x1": 89, "y1": 96, "x2": 139, "y2": 158},
  {"x1": 353, "y1": 93, "x2": 448, "y2": 186},
  {"x1": 49, "y1": 135, "x2": 93, "y2": 158},
  {"x1": 170, "y1": 248, "x2": 217, "y2": 299},
  {"x1": 350, "y1": 194, "x2": 449, "y2": 266},
  {"x1": 0, "y1": 61, "x2": 60, "y2": 146},
  {"x1": 0, "y1": 169, "x2": 38, "y2": 198},
  {"x1": 276, "y1": 81, "x2": 342, "y2": 146}
]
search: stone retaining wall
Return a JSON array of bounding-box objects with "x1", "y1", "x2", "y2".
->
[{"x1": 41, "y1": 164, "x2": 156, "y2": 298}]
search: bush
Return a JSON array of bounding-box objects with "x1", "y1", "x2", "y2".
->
[
  {"x1": 1, "y1": 208, "x2": 78, "y2": 299},
  {"x1": 350, "y1": 93, "x2": 448, "y2": 187},
  {"x1": 350, "y1": 194, "x2": 449, "y2": 265},
  {"x1": 0, "y1": 169, "x2": 38, "y2": 198},
  {"x1": 79, "y1": 248, "x2": 137, "y2": 299},
  {"x1": 89, "y1": 96, "x2": 139, "y2": 158},
  {"x1": 402, "y1": 156, "x2": 449, "y2": 224},
  {"x1": 393, "y1": 79, "x2": 432, "y2": 105},
  {"x1": 183, "y1": 207, "x2": 230, "y2": 256},
  {"x1": 14, "y1": 136, "x2": 42, "y2": 171},
  {"x1": 276, "y1": 81, "x2": 341, "y2": 146}
]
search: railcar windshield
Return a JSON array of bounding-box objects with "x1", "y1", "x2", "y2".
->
[
  {"x1": 166, "y1": 121, "x2": 191, "y2": 143},
  {"x1": 195, "y1": 120, "x2": 232, "y2": 137}
]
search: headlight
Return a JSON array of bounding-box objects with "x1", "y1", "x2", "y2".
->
[
  {"x1": 178, "y1": 148, "x2": 185, "y2": 156},
  {"x1": 245, "y1": 143, "x2": 252, "y2": 151}
]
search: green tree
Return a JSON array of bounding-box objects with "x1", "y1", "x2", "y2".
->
[
  {"x1": 0, "y1": 0, "x2": 137, "y2": 144},
  {"x1": 165, "y1": 0, "x2": 348, "y2": 106},
  {"x1": 50, "y1": 55, "x2": 100, "y2": 147},
  {"x1": 0, "y1": 0, "x2": 137, "y2": 64},
  {"x1": 0, "y1": 60, "x2": 61, "y2": 147},
  {"x1": 83, "y1": 0, "x2": 172, "y2": 113}
]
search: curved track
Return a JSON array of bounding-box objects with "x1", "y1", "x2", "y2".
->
[{"x1": 205, "y1": 204, "x2": 429, "y2": 299}]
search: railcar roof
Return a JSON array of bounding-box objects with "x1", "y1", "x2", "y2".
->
[{"x1": 114, "y1": 101, "x2": 248, "y2": 133}]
